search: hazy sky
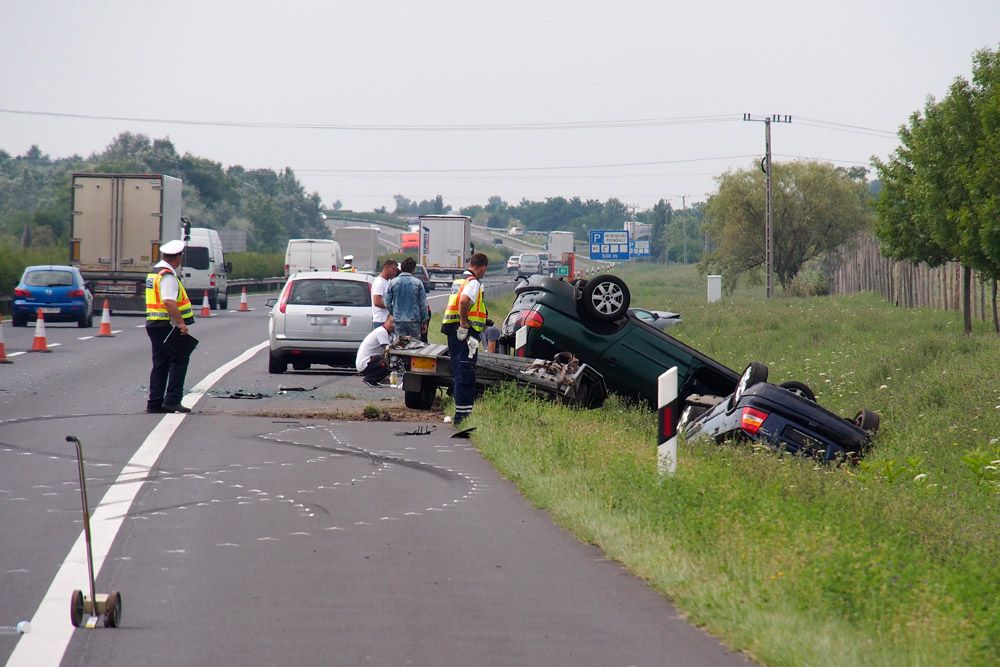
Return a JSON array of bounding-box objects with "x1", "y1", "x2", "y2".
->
[{"x1": 2, "y1": 1, "x2": 998, "y2": 213}]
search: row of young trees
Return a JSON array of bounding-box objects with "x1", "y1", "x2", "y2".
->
[
  {"x1": 0, "y1": 132, "x2": 329, "y2": 253},
  {"x1": 874, "y1": 46, "x2": 1000, "y2": 333}
]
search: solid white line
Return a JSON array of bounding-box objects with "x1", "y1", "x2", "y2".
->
[{"x1": 7, "y1": 340, "x2": 269, "y2": 667}]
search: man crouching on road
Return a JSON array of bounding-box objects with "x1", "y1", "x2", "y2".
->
[
  {"x1": 356, "y1": 315, "x2": 395, "y2": 387},
  {"x1": 440, "y1": 253, "x2": 489, "y2": 425}
]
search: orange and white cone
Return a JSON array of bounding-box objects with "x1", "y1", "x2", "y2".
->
[
  {"x1": 238, "y1": 287, "x2": 249, "y2": 312},
  {"x1": 29, "y1": 309, "x2": 51, "y2": 353},
  {"x1": 200, "y1": 291, "x2": 211, "y2": 317},
  {"x1": 0, "y1": 318, "x2": 12, "y2": 363},
  {"x1": 97, "y1": 299, "x2": 115, "y2": 337}
]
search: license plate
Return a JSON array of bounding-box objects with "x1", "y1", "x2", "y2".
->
[
  {"x1": 411, "y1": 357, "x2": 437, "y2": 372},
  {"x1": 308, "y1": 315, "x2": 348, "y2": 326},
  {"x1": 40, "y1": 307, "x2": 61, "y2": 314},
  {"x1": 97, "y1": 283, "x2": 136, "y2": 294}
]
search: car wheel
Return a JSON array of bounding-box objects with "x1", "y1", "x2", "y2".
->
[
  {"x1": 209, "y1": 297, "x2": 218, "y2": 310},
  {"x1": 220, "y1": 295, "x2": 229, "y2": 310},
  {"x1": 268, "y1": 352, "x2": 286, "y2": 374},
  {"x1": 731, "y1": 361, "x2": 768, "y2": 409},
  {"x1": 12, "y1": 314, "x2": 27, "y2": 327},
  {"x1": 292, "y1": 361, "x2": 311, "y2": 371},
  {"x1": 853, "y1": 408, "x2": 880, "y2": 437},
  {"x1": 779, "y1": 380, "x2": 816, "y2": 402},
  {"x1": 580, "y1": 274, "x2": 631, "y2": 321}
]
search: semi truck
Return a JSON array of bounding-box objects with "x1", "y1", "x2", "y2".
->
[
  {"x1": 334, "y1": 226, "x2": 380, "y2": 272},
  {"x1": 418, "y1": 214, "x2": 472, "y2": 287},
  {"x1": 547, "y1": 231, "x2": 575, "y2": 258},
  {"x1": 70, "y1": 173, "x2": 183, "y2": 313}
]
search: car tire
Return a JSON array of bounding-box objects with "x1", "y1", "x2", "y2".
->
[
  {"x1": 579, "y1": 274, "x2": 631, "y2": 321},
  {"x1": 12, "y1": 314, "x2": 27, "y2": 327},
  {"x1": 731, "y1": 361, "x2": 768, "y2": 409},
  {"x1": 268, "y1": 352, "x2": 286, "y2": 374},
  {"x1": 220, "y1": 294, "x2": 229, "y2": 310},
  {"x1": 779, "y1": 380, "x2": 816, "y2": 402},
  {"x1": 853, "y1": 408, "x2": 880, "y2": 437},
  {"x1": 292, "y1": 361, "x2": 311, "y2": 371},
  {"x1": 78, "y1": 311, "x2": 93, "y2": 328}
]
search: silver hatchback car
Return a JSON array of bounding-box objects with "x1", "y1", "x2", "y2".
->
[{"x1": 267, "y1": 271, "x2": 374, "y2": 373}]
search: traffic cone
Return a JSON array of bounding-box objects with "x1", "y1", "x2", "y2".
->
[
  {"x1": 200, "y1": 291, "x2": 211, "y2": 317},
  {"x1": 29, "y1": 309, "x2": 51, "y2": 353},
  {"x1": 97, "y1": 299, "x2": 115, "y2": 337},
  {"x1": 238, "y1": 287, "x2": 249, "y2": 312},
  {"x1": 0, "y1": 318, "x2": 12, "y2": 364}
]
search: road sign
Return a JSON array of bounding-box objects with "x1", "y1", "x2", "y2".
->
[
  {"x1": 630, "y1": 240, "x2": 651, "y2": 257},
  {"x1": 589, "y1": 230, "x2": 630, "y2": 261},
  {"x1": 557, "y1": 265, "x2": 569, "y2": 276}
]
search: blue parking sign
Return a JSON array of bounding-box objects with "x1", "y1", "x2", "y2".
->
[{"x1": 589, "y1": 230, "x2": 631, "y2": 260}]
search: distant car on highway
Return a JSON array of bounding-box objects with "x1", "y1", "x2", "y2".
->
[
  {"x1": 506, "y1": 255, "x2": 521, "y2": 274},
  {"x1": 266, "y1": 271, "x2": 374, "y2": 373},
  {"x1": 12, "y1": 265, "x2": 94, "y2": 328},
  {"x1": 517, "y1": 253, "x2": 541, "y2": 277}
]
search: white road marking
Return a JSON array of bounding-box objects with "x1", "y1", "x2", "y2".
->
[{"x1": 7, "y1": 340, "x2": 268, "y2": 667}]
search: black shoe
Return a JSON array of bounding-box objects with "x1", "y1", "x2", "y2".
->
[
  {"x1": 146, "y1": 406, "x2": 170, "y2": 414},
  {"x1": 362, "y1": 379, "x2": 381, "y2": 388},
  {"x1": 162, "y1": 404, "x2": 192, "y2": 413}
]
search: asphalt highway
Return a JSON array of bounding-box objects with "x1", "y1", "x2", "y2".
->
[{"x1": 0, "y1": 289, "x2": 749, "y2": 666}]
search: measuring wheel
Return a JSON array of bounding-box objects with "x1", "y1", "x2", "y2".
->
[
  {"x1": 104, "y1": 591, "x2": 122, "y2": 628},
  {"x1": 70, "y1": 589, "x2": 85, "y2": 628}
]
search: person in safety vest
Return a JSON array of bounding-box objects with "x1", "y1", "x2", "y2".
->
[
  {"x1": 340, "y1": 255, "x2": 357, "y2": 272},
  {"x1": 145, "y1": 239, "x2": 196, "y2": 413},
  {"x1": 439, "y1": 252, "x2": 489, "y2": 425}
]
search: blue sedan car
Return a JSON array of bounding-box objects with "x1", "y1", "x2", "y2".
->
[{"x1": 12, "y1": 265, "x2": 94, "y2": 328}]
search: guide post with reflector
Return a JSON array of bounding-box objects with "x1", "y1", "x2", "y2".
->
[{"x1": 657, "y1": 367, "x2": 679, "y2": 476}]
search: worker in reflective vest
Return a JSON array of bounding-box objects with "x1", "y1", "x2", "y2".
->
[
  {"x1": 340, "y1": 255, "x2": 358, "y2": 272},
  {"x1": 439, "y1": 253, "x2": 489, "y2": 425},
  {"x1": 145, "y1": 239, "x2": 196, "y2": 414}
]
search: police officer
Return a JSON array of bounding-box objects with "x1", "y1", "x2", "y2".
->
[
  {"x1": 145, "y1": 240, "x2": 196, "y2": 413},
  {"x1": 440, "y1": 253, "x2": 489, "y2": 424},
  {"x1": 340, "y1": 255, "x2": 357, "y2": 272}
]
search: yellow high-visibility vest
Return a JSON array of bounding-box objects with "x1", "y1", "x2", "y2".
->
[
  {"x1": 146, "y1": 268, "x2": 195, "y2": 324},
  {"x1": 441, "y1": 273, "x2": 487, "y2": 332}
]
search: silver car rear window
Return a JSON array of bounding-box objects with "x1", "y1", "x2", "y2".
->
[{"x1": 290, "y1": 279, "x2": 369, "y2": 306}]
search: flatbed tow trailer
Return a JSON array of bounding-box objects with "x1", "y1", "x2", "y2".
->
[{"x1": 388, "y1": 339, "x2": 608, "y2": 410}]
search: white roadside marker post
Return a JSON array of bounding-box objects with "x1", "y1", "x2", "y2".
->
[{"x1": 657, "y1": 367, "x2": 679, "y2": 476}]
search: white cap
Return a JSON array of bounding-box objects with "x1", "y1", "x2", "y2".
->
[
  {"x1": 344, "y1": 255, "x2": 354, "y2": 261},
  {"x1": 160, "y1": 240, "x2": 186, "y2": 255}
]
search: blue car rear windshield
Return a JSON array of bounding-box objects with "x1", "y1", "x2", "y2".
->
[
  {"x1": 25, "y1": 271, "x2": 75, "y2": 287},
  {"x1": 290, "y1": 279, "x2": 369, "y2": 307}
]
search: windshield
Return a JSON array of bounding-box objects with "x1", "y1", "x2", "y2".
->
[
  {"x1": 290, "y1": 279, "x2": 369, "y2": 306},
  {"x1": 184, "y1": 246, "x2": 210, "y2": 270},
  {"x1": 521, "y1": 254, "x2": 539, "y2": 263},
  {"x1": 24, "y1": 270, "x2": 75, "y2": 287}
]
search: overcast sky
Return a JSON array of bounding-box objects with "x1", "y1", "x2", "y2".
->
[{"x1": 1, "y1": 1, "x2": 998, "y2": 213}]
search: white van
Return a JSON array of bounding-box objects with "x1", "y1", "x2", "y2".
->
[
  {"x1": 284, "y1": 239, "x2": 343, "y2": 277},
  {"x1": 182, "y1": 227, "x2": 231, "y2": 310}
]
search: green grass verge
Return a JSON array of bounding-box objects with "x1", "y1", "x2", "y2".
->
[{"x1": 462, "y1": 264, "x2": 999, "y2": 666}]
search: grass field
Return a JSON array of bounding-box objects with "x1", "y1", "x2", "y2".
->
[{"x1": 464, "y1": 265, "x2": 999, "y2": 666}]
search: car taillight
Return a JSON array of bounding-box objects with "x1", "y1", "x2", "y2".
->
[
  {"x1": 210, "y1": 274, "x2": 216, "y2": 287},
  {"x1": 740, "y1": 407, "x2": 769, "y2": 436},
  {"x1": 14, "y1": 287, "x2": 30, "y2": 298},
  {"x1": 278, "y1": 280, "x2": 295, "y2": 314},
  {"x1": 68, "y1": 289, "x2": 85, "y2": 298},
  {"x1": 523, "y1": 310, "x2": 544, "y2": 328},
  {"x1": 284, "y1": 264, "x2": 289, "y2": 276}
]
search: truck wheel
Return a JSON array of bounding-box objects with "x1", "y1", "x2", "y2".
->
[
  {"x1": 404, "y1": 379, "x2": 436, "y2": 409},
  {"x1": 268, "y1": 352, "x2": 286, "y2": 374},
  {"x1": 579, "y1": 275, "x2": 630, "y2": 322},
  {"x1": 220, "y1": 294, "x2": 229, "y2": 310}
]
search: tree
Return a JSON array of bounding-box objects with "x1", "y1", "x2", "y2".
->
[
  {"x1": 650, "y1": 199, "x2": 671, "y2": 262},
  {"x1": 702, "y1": 161, "x2": 873, "y2": 292},
  {"x1": 875, "y1": 46, "x2": 1000, "y2": 333}
]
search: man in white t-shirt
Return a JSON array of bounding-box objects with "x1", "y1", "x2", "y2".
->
[
  {"x1": 356, "y1": 315, "x2": 395, "y2": 386},
  {"x1": 370, "y1": 259, "x2": 399, "y2": 329}
]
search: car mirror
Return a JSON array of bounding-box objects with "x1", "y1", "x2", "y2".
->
[
  {"x1": 265, "y1": 297, "x2": 277, "y2": 307},
  {"x1": 224, "y1": 262, "x2": 233, "y2": 273}
]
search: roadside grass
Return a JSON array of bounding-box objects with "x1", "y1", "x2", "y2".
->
[{"x1": 467, "y1": 264, "x2": 1000, "y2": 666}]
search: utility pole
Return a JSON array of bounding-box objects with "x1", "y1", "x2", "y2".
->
[
  {"x1": 743, "y1": 113, "x2": 792, "y2": 298},
  {"x1": 680, "y1": 195, "x2": 687, "y2": 264}
]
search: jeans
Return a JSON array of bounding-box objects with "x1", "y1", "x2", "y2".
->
[
  {"x1": 361, "y1": 355, "x2": 390, "y2": 383},
  {"x1": 146, "y1": 325, "x2": 190, "y2": 408},
  {"x1": 394, "y1": 321, "x2": 422, "y2": 339}
]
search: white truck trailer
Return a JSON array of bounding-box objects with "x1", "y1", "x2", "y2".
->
[
  {"x1": 70, "y1": 173, "x2": 183, "y2": 313},
  {"x1": 418, "y1": 214, "x2": 472, "y2": 287},
  {"x1": 546, "y1": 230, "x2": 576, "y2": 273},
  {"x1": 334, "y1": 226, "x2": 380, "y2": 272}
]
